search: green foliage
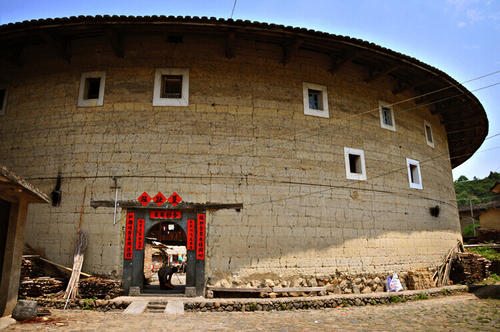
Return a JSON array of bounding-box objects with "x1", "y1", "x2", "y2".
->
[
  {"x1": 468, "y1": 247, "x2": 500, "y2": 260},
  {"x1": 415, "y1": 293, "x2": 429, "y2": 300},
  {"x1": 490, "y1": 273, "x2": 500, "y2": 281},
  {"x1": 82, "y1": 297, "x2": 97, "y2": 310},
  {"x1": 388, "y1": 295, "x2": 406, "y2": 303},
  {"x1": 462, "y1": 223, "x2": 480, "y2": 237},
  {"x1": 454, "y1": 172, "x2": 500, "y2": 207}
]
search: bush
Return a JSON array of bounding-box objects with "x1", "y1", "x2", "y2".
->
[
  {"x1": 468, "y1": 247, "x2": 500, "y2": 260},
  {"x1": 462, "y1": 223, "x2": 479, "y2": 237}
]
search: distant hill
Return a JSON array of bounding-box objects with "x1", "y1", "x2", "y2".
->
[{"x1": 454, "y1": 172, "x2": 500, "y2": 207}]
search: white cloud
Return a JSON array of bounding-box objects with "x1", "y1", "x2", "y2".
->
[{"x1": 457, "y1": 21, "x2": 467, "y2": 27}]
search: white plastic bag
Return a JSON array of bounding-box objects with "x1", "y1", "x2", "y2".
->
[{"x1": 389, "y1": 273, "x2": 403, "y2": 292}]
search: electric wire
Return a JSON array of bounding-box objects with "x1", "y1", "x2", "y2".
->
[
  {"x1": 129, "y1": 70, "x2": 500, "y2": 178},
  {"x1": 245, "y1": 144, "x2": 500, "y2": 208},
  {"x1": 121, "y1": 77, "x2": 500, "y2": 179},
  {"x1": 21, "y1": 70, "x2": 500, "y2": 182},
  {"x1": 230, "y1": 0, "x2": 238, "y2": 18}
]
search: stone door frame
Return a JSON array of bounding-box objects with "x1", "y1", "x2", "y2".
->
[{"x1": 122, "y1": 208, "x2": 205, "y2": 296}]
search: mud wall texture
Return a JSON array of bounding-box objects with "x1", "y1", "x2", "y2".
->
[{"x1": 0, "y1": 32, "x2": 460, "y2": 283}]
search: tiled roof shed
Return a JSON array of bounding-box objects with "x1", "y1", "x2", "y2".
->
[
  {"x1": 0, "y1": 15, "x2": 489, "y2": 167},
  {"x1": 0, "y1": 165, "x2": 49, "y2": 317}
]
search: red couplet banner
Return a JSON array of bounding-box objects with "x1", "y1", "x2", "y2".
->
[
  {"x1": 124, "y1": 213, "x2": 135, "y2": 259},
  {"x1": 135, "y1": 218, "x2": 145, "y2": 250},
  {"x1": 196, "y1": 214, "x2": 206, "y2": 260},
  {"x1": 187, "y1": 219, "x2": 195, "y2": 250}
]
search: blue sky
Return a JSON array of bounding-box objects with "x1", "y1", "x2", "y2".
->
[{"x1": 1, "y1": 0, "x2": 499, "y2": 180}]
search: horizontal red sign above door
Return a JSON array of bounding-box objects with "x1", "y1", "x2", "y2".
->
[{"x1": 150, "y1": 210, "x2": 182, "y2": 219}]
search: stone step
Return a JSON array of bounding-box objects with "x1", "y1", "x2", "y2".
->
[
  {"x1": 165, "y1": 300, "x2": 184, "y2": 315},
  {"x1": 123, "y1": 301, "x2": 148, "y2": 314},
  {"x1": 147, "y1": 304, "x2": 166, "y2": 309}
]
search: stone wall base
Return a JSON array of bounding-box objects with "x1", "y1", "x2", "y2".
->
[{"x1": 209, "y1": 269, "x2": 437, "y2": 295}]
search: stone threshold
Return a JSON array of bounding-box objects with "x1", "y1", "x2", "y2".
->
[{"x1": 31, "y1": 285, "x2": 467, "y2": 312}]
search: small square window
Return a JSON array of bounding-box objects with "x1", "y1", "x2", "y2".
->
[
  {"x1": 344, "y1": 147, "x2": 367, "y2": 181},
  {"x1": 379, "y1": 101, "x2": 396, "y2": 131},
  {"x1": 0, "y1": 88, "x2": 7, "y2": 115},
  {"x1": 303, "y1": 82, "x2": 329, "y2": 118},
  {"x1": 85, "y1": 77, "x2": 101, "y2": 100},
  {"x1": 153, "y1": 68, "x2": 189, "y2": 107},
  {"x1": 77, "y1": 71, "x2": 106, "y2": 107},
  {"x1": 424, "y1": 121, "x2": 434, "y2": 148},
  {"x1": 161, "y1": 75, "x2": 183, "y2": 99},
  {"x1": 406, "y1": 158, "x2": 423, "y2": 190},
  {"x1": 308, "y1": 89, "x2": 323, "y2": 110}
]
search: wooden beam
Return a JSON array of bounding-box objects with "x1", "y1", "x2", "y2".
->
[
  {"x1": 106, "y1": 29, "x2": 124, "y2": 58},
  {"x1": 364, "y1": 64, "x2": 400, "y2": 83},
  {"x1": 392, "y1": 77, "x2": 432, "y2": 95},
  {"x1": 39, "y1": 31, "x2": 71, "y2": 63},
  {"x1": 328, "y1": 51, "x2": 357, "y2": 74},
  {"x1": 281, "y1": 39, "x2": 303, "y2": 65},
  {"x1": 90, "y1": 200, "x2": 243, "y2": 211},
  {"x1": 225, "y1": 31, "x2": 236, "y2": 59}
]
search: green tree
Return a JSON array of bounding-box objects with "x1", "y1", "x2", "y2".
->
[{"x1": 454, "y1": 172, "x2": 499, "y2": 207}]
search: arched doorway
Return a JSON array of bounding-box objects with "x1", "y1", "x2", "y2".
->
[
  {"x1": 122, "y1": 209, "x2": 205, "y2": 296},
  {"x1": 143, "y1": 222, "x2": 187, "y2": 294}
]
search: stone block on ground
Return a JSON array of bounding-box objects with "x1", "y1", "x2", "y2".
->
[{"x1": 12, "y1": 300, "x2": 38, "y2": 321}]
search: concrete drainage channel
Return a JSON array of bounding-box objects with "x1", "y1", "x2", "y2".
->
[{"x1": 32, "y1": 285, "x2": 468, "y2": 314}]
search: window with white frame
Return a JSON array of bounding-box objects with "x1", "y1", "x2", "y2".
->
[
  {"x1": 424, "y1": 121, "x2": 434, "y2": 147},
  {"x1": 153, "y1": 68, "x2": 189, "y2": 106},
  {"x1": 344, "y1": 147, "x2": 367, "y2": 180},
  {"x1": 303, "y1": 82, "x2": 329, "y2": 118},
  {"x1": 379, "y1": 101, "x2": 396, "y2": 131},
  {"x1": 0, "y1": 87, "x2": 7, "y2": 115},
  {"x1": 406, "y1": 158, "x2": 423, "y2": 189},
  {"x1": 77, "y1": 71, "x2": 106, "y2": 107}
]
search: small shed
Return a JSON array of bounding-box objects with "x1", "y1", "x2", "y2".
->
[{"x1": 0, "y1": 165, "x2": 49, "y2": 317}]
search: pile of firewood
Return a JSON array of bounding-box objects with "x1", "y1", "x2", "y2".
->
[
  {"x1": 19, "y1": 277, "x2": 66, "y2": 298},
  {"x1": 20, "y1": 256, "x2": 43, "y2": 279},
  {"x1": 78, "y1": 277, "x2": 122, "y2": 299},
  {"x1": 450, "y1": 251, "x2": 491, "y2": 285}
]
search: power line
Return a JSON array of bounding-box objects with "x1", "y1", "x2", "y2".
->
[
  {"x1": 131, "y1": 76, "x2": 500, "y2": 178},
  {"x1": 245, "y1": 144, "x2": 500, "y2": 208},
  {"x1": 23, "y1": 69, "x2": 500, "y2": 180},
  {"x1": 230, "y1": 0, "x2": 238, "y2": 18}
]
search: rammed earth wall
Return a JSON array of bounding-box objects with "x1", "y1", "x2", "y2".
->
[{"x1": 0, "y1": 32, "x2": 460, "y2": 286}]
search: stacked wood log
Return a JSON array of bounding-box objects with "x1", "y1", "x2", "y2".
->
[
  {"x1": 20, "y1": 257, "x2": 43, "y2": 279},
  {"x1": 78, "y1": 277, "x2": 122, "y2": 299},
  {"x1": 19, "y1": 277, "x2": 66, "y2": 298},
  {"x1": 450, "y1": 251, "x2": 491, "y2": 285}
]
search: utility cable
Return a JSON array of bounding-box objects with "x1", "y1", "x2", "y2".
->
[
  {"x1": 129, "y1": 77, "x2": 500, "y2": 178},
  {"x1": 230, "y1": 0, "x2": 238, "y2": 18}
]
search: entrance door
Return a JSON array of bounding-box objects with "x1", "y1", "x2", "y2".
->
[{"x1": 122, "y1": 209, "x2": 205, "y2": 296}]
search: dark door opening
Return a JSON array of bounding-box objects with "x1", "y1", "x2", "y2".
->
[{"x1": 142, "y1": 222, "x2": 187, "y2": 294}]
